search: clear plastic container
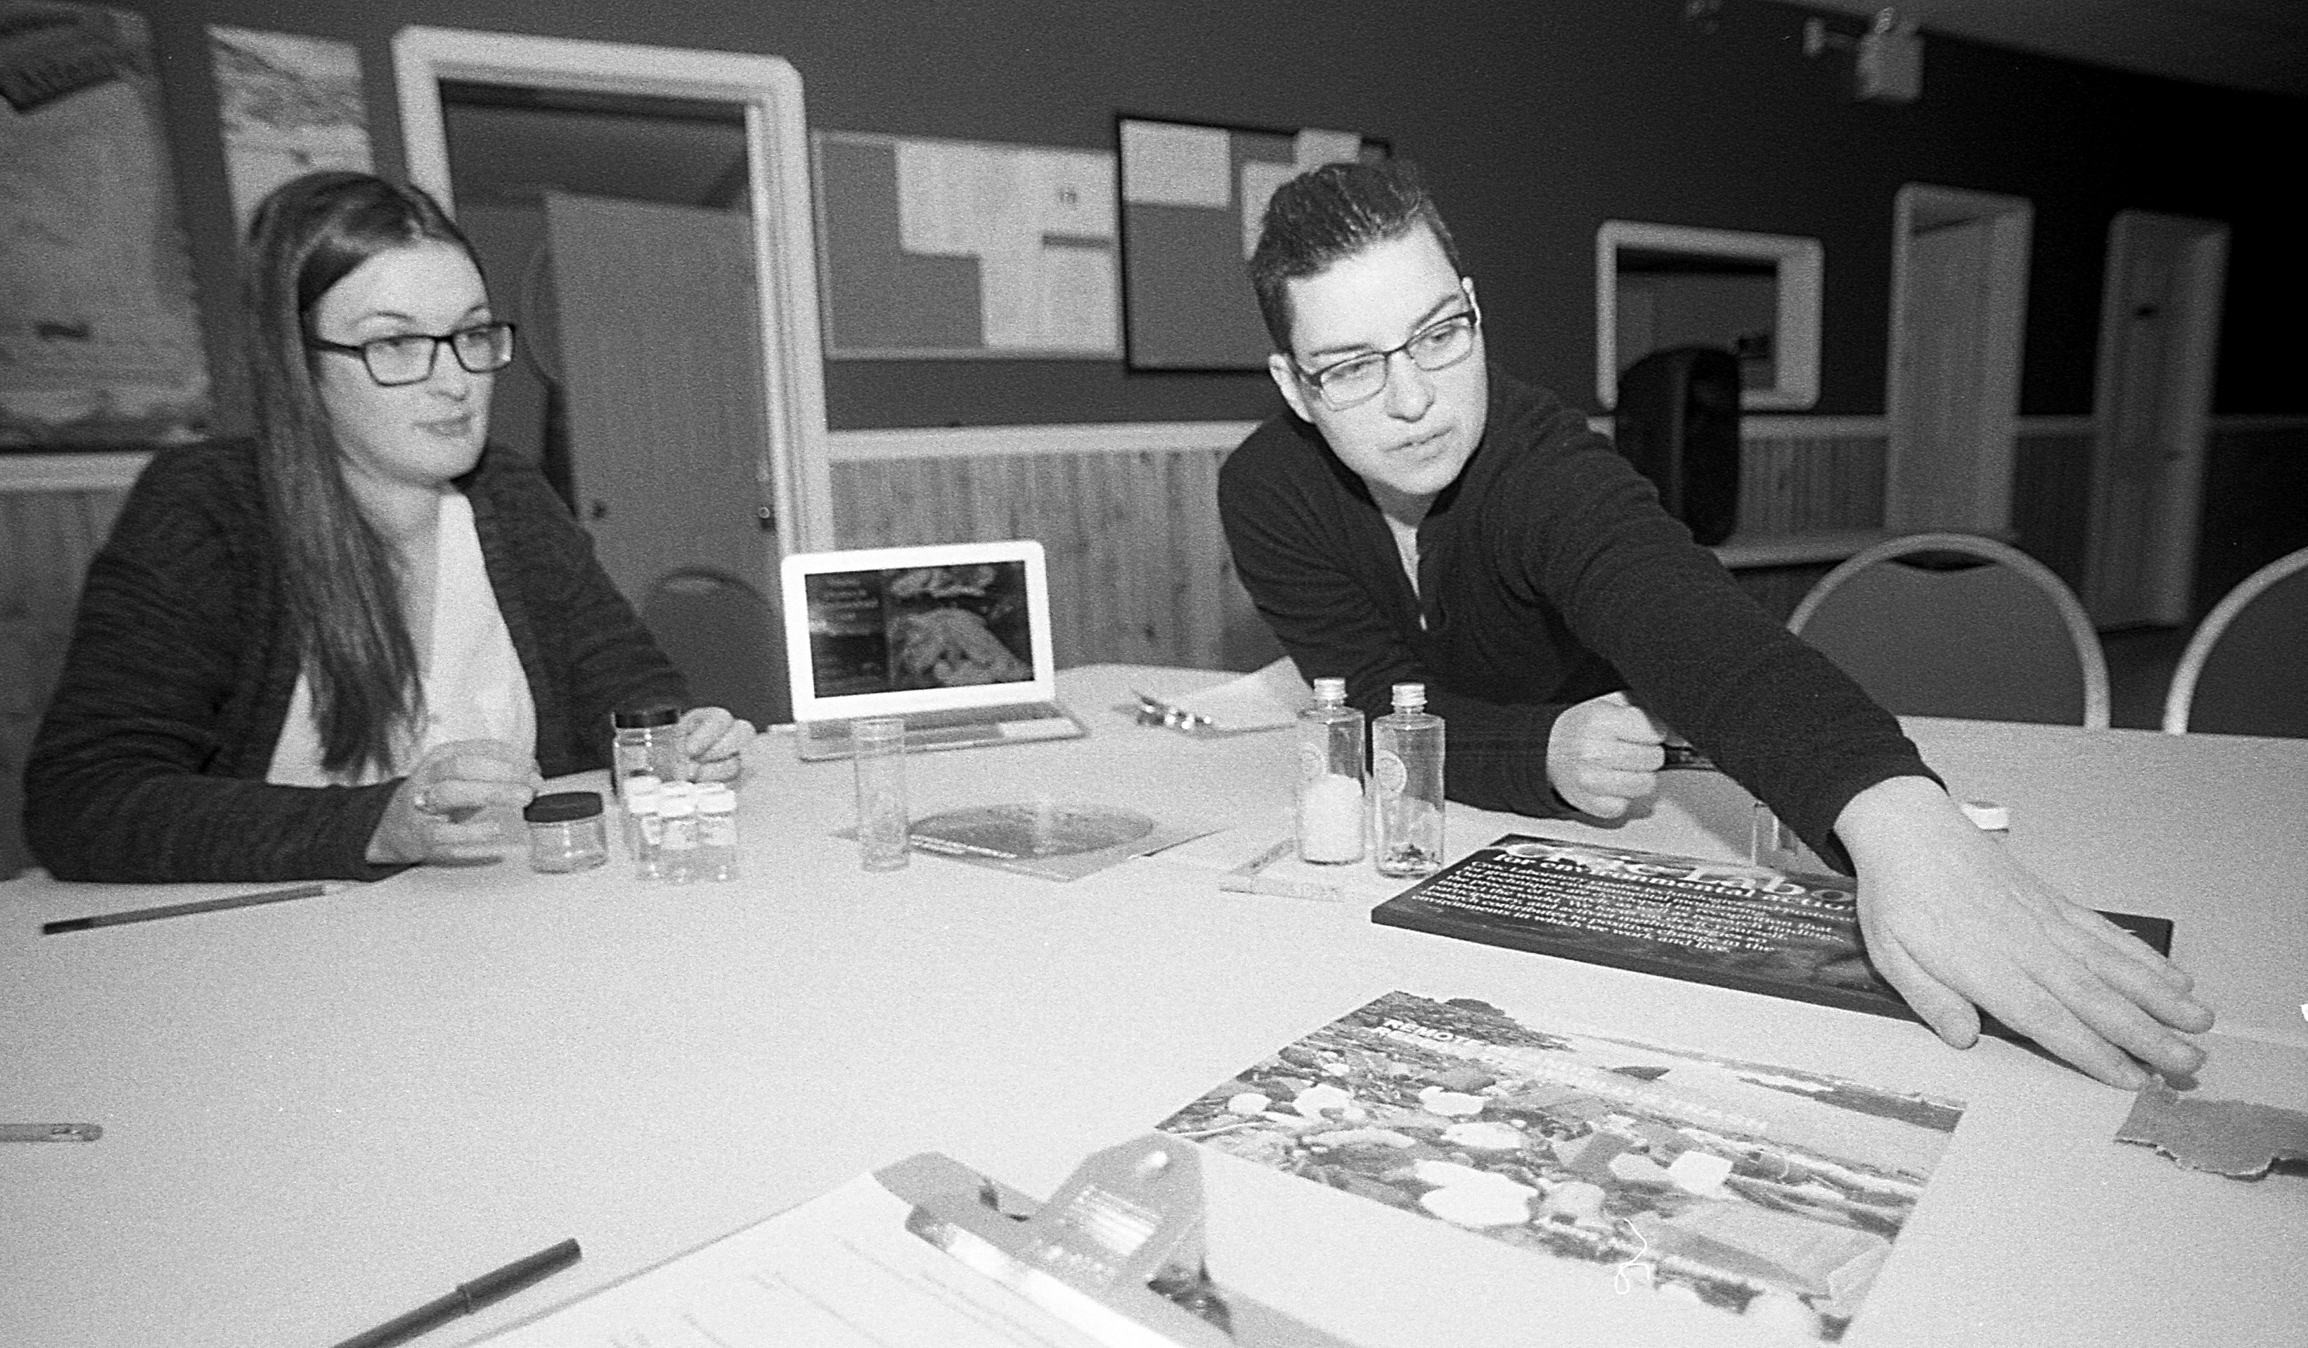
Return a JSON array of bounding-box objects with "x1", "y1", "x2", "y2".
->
[
  {"x1": 1372, "y1": 682, "x2": 1444, "y2": 877},
  {"x1": 695, "y1": 782, "x2": 739, "y2": 881},
  {"x1": 656, "y1": 781, "x2": 698, "y2": 884},
  {"x1": 1749, "y1": 802, "x2": 1836, "y2": 874},
  {"x1": 852, "y1": 716, "x2": 910, "y2": 872},
  {"x1": 611, "y1": 704, "x2": 686, "y2": 794},
  {"x1": 524, "y1": 791, "x2": 608, "y2": 873},
  {"x1": 1296, "y1": 677, "x2": 1365, "y2": 864},
  {"x1": 623, "y1": 773, "x2": 663, "y2": 880}
]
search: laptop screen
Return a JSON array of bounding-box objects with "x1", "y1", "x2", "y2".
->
[{"x1": 782, "y1": 541, "x2": 1058, "y2": 721}]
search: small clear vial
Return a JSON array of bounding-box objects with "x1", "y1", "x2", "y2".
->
[
  {"x1": 611, "y1": 704, "x2": 686, "y2": 795},
  {"x1": 852, "y1": 716, "x2": 911, "y2": 872},
  {"x1": 625, "y1": 773, "x2": 664, "y2": 880},
  {"x1": 1372, "y1": 682, "x2": 1445, "y2": 877},
  {"x1": 524, "y1": 791, "x2": 608, "y2": 873},
  {"x1": 656, "y1": 781, "x2": 698, "y2": 885},
  {"x1": 1296, "y1": 677, "x2": 1365, "y2": 864},
  {"x1": 695, "y1": 782, "x2": 739, "y2": 881}
]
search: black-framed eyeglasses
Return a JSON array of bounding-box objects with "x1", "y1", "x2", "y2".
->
[
  {"x1": 1292, "y1": 300, "x2": 1481, "y2": 410},
  {"x1": 305, "y1": 321, "x2": 517, "y2": 387}
]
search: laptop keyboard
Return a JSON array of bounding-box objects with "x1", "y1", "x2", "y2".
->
[
  {"x1": 800, "y1": 703, "x2": 1076, "y2": 751},
  {"x1": 900, "y1": 702, "x2": 1066, "y2": 730}
]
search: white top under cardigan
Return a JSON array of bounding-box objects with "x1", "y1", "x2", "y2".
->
[{"x1": 266, "y1": 492, "x2": 538, "y2": 786}]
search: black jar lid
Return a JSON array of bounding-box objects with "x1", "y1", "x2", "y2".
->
[
  {"x1": 611, "y1": 704, "x2": 681, "y2": 729},
  {"x1": 524, "y1": 790, "x2": 604, "y2": 823}
]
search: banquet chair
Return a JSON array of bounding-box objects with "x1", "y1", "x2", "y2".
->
[
  {"x1": 1788, "y1": 532, "x2": 2111, "y2": 728},
  {"x1": 640, "y1": 566, "x2": 791, "y2": 729},
  {"x1": 2160, "y1": 545, "x2": 2308, "y2": 737}
]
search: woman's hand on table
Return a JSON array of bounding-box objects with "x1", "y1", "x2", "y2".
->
[
  {"x1": 1546, "y1": 691, "x2": 1671, "y2": 818},
  {"x1": 367, "y1": 738, "x2": 542, "y2": 866},
  {"x1": 679, "y1": 706, "x2": 755, "y2": 783},
  {"x1": 1836, "y1": 775, "x2": 2215, "y2": 1089}
]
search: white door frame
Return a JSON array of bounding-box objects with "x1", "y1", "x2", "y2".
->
[
  {"x1": 392, "y1": 26, "x2": 833, "y2": 553},
  {"x1": 2083, "y1": 210, "x2": 2228, "y2": 627},
  {"x1": 1883, "y1": 184, "x2": 2032, "y2": 534}
]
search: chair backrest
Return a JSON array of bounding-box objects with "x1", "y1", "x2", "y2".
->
[
  {"x1": 2161, "y1": 546, "x2": 2308, "y2": 737},
  {"x1": 1789, "y1": 532, "x2": 2111, "y2": 728},
  {"x1": 640, "y1": 566, "x2": 791, "y2": 729}
]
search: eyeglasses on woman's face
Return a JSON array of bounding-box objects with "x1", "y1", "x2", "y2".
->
[
  {"x1": 305, "y1": 321, "x2": 517, "y2": 387},
  {"x1": 1292, "y1": 303, "x2": 1481, "y2": 410}
]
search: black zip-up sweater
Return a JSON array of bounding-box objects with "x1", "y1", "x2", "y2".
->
[
  {"x1": 1219, "y1": 373, "x2": 1933, "y2": 866},
  {"x1": 25, "y1": 439, "x2": 685, "y2": 883}
]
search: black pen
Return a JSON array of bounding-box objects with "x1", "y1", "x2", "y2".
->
[
  {"x1": 1662, "y1": 742, "x2": 1717, "y2": 772},
  {"x1": 331, "y1": 1238, "x2": 582, "y2": 1348},
  {"x1": 40, "y1": 882, "x2": 341, "y2": 936}
]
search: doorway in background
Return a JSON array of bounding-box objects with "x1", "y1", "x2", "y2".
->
[
  {"x1": 2082, "y1": 210, "x2": 2229, "y2": 629},
  {"x1": 1883, "y1": 185, "x2": 2032, "y2": 536},
  {"x1": 392, "y1": 27, "x2": 831, "y2": 583}
]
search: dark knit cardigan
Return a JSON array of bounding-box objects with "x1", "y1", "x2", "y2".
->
[
  {"x1": 24, "y1": 439, "x2": 686, "y2": 883},
  {"x1": 1220, "y1": 373, "x2": 1933, "y2": 867}
]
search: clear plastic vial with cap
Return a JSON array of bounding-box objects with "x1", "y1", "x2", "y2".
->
[
  {"x1": 1297, "y1": 677, "x2": 1366, "y2": 864},
  {"x1": 1372, "y1": 681, "x2": 1445, "y2": 877},
  {"x1": 695, "y1": 782, "x2": 739, "y2": 881},
  {"x1": 656, "y1": 781, "x2": 698, "y2": 884},
  {"x1": 524, "y1": 790, "x2": 608, "y2": 873},
  {"x1": 624, "y1": 773, "x2": 663, "y2": 880},
  {"x1": 611, "y1": 704, "x2": 686, "y2": 794}
]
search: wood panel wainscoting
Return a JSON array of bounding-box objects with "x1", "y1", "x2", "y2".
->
[
  {"x1": 1722, "y1": 423, "x2": 1888, "y2": 622},
  {"x1": 2012, "y1": 418, "x2": 2096, "y2": 593},
  {"x1": 826, "y1": 412, "x2": 2299, "y2": 649}
]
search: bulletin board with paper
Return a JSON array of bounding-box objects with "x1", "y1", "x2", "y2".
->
[
  {"x1": 1115, "y1": 115, "x2": 1386, "y2": 372},
  {"x1": 812, "y1": 130, "x2": 1124, "y2": 360}
]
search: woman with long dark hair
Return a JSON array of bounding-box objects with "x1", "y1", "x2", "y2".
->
[{"x1": 26, "y1": 171, "x2": 751, "y2": 881}]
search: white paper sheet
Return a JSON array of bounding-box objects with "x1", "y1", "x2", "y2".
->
[
  {"x1": 1119, "y1": 121, "x2": 1231, "y2": 207},
  {"x1": 1169, "y1": 658, "x2": 1312, "y2": 733},
  {"x1": 475, "y1": 1173, "x2": 1109, "y2": 1348},
  {"x1": 1292, "y1": 129, "x2": 1363, "y2": 170}
]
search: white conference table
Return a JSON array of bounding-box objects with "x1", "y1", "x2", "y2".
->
[{"x1": 3, "y1": 663, "x2": 2302, "y2": 1348}]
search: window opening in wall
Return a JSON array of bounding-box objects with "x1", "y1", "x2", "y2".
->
[{"x1": 1595, "y1": 221, "x2": 1821, "y2": 411}]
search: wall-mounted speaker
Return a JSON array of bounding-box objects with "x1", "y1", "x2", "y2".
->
[{"x1": 1614, "y1": 345, "x2": 1741, "y2": 547}]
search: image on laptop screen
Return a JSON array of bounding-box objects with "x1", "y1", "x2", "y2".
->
[
  {"x1": 782, "y1": 540, "x2": 1067, "y2": 730},
  {"x1": 805, "y1": 561, "x2": 1035, "y2": 698}
]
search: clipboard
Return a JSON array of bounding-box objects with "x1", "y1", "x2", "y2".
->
[
  {"x1": 473, "y1": 1135, "x2": 1358, "y2": 1347},
  {"x1": 892, "y1": 1135, "x2": 1358, "y2": 1347}
]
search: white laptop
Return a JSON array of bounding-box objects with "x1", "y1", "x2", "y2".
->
[{"x1": 780, "y1": 539, "x2": 1087, "y2": 760}]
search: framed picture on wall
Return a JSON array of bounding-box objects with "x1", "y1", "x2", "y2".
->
[
  {"x1": 0, "y1": 2, "x2": 212, "y2": 452},
  {"x1": 1115, "y1": 114, "x2": 1387, "y2": 372},
  {"x1": 208, "y1": 25, "x2": 374, "y2": 232}
]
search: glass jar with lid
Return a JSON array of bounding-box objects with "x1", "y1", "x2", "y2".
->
[{"x1": 525, "y1": 791, "x2": 609, "y2": 873}]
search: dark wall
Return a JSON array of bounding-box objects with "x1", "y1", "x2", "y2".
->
[{"x1": 130, "y1": 0, "x2": 2307, "y2": 432}]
